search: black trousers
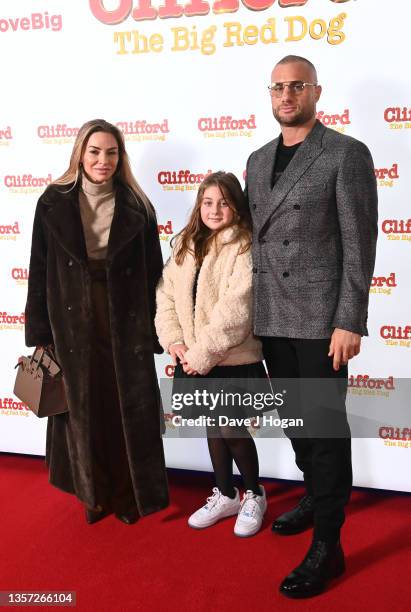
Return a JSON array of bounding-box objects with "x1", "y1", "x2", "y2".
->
[
  {"x1": 88, "y1": 259, "x2": 137, "y2": 514},
  {"x1": 262, "y1": 337, "x2": 352, "y2": 542}
]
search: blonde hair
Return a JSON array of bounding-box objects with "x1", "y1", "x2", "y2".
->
[{"x1": 52, "y1": 119, "x2": 155, "y2": 218}]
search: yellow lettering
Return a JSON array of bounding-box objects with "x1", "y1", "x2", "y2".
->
[{"x1": 285, "y1": 16, "x2": 307, "y2": 42}]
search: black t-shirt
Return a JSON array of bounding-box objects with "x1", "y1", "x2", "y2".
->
[{"x1": 271, "y1": 137, "x2": 302, "y2": 188}]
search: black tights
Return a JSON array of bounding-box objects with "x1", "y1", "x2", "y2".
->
[{"x1": 206, "y1": 425, "x2": 260, "y2": 497}]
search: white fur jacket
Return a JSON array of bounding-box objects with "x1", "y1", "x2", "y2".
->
[{"x1": 155, "y1": 226, "x2": 262, "y2": 375}]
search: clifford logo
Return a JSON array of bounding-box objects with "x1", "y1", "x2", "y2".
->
[
  {"x1": 165, "y1": 364, "x2": 175, "y2": 378},
  {"x1": 0, "y1": 397, "x2": 29, "y2": 417},
  {"x1": 158, "y1": 169, "x2": 213, "y2": 192},
  {"x1": 116, "y1": 120, "x2": 170, "y2": 142},
  {"x1": 369, "y1": 272, "x2": 397, "y2": 296},
  {"x1": 0, "y1": 311, "x2": 25, "y2": 330},
  {"x1": 348, "y1": 374, "x2": 394, "y2": 399},
  {"x1": 382, "y1": 219, "x2": 411, "y2": 243},
  {"x1": 198, "y1": 115, "x2": 256, "y2": 140},
  {"x1": 158, "y1": 220, "x2": 174, "y2": 242},
  {"x1": 384, "y1": 107, "x2": 411, "y2": 130},
  {"x1": 0, "y1": 222, "x2": 20, "y2": 242},
  {"x1": 379, "y1": 426, "x2": 410, "y2": 440},
  {"x1": 4, "y1": 174, "x2": 52, "y2": 194},
  {"x1": 0, "y1": 12, "x2": 62, "y2": 33},
  {"x1": 380, "y1": 325, "x2": 411, "y2": 348},
  {"x1": 37, "y1": 124, "x2": 79, "y2": 144},
  {"x1": 375, "y1": 163, "x2": 399, "y2": 188},
  {"x1": 11, "y1": 268, "x2": 29, "y2": 286},
  {"x1": 349, "y1": 374, "x2": 394, "y2": 390},
  {"x1": 379, "y1": 426, "x2": 411, "y2": 449},
  {"x1": 316, "y1": 109, "x2": 350, "y2": 133},
  {"x1": 0, "y1": 126, "x2": 12, "y2": 145},
  {"x1": 89, "y1": 0, "x2": 319, "y2": 25}
]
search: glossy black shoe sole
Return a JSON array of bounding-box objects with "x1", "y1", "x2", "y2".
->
[
  {"x1": 85, "y1": 509, "x2": 109, "y2": 524},
  {"x1": 279, "y1": 560, "x2": 345, "y2": 599},
  {"x1": 115, "y1": 512, "x2": 139, "y2": 525}
]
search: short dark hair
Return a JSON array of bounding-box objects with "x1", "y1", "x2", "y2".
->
[{"x1": 275, "y1": 55, "x2": 318, "y2": 82}]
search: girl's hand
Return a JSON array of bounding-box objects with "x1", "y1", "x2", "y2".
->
[
  {"x1": 169, "y1": 343, "x2": 188, "y2": 366},
  {"x1": 182, "y1": 361, "x2": 199, "y2": 376}
]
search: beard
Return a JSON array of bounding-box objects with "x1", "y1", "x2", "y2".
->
[{"x1": 273, "y1": 104, "x2": 315, "y2": 127}]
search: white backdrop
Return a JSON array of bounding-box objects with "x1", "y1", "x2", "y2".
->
[{"x1": 1, "y1": 0, "x2": 410, "y2": 492}]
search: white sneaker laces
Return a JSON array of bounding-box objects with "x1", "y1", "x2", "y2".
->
[
  {"x1": 240, "y1": 491, "x2": 259, "y2": 518},
  {"x1": 204, "y1": 487, "x2": 222, "y2": 510}
]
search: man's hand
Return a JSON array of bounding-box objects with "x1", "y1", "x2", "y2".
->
[
  {"x1": 168, "y1": 343, "x2": 188, "y2": 366},
  {"x1": 328, "y1": 328, "x2": 361, "y2": 371}
]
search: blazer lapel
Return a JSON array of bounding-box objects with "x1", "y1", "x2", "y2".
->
[
  {"x1": 253, "y1": 137, "x2": 280, "y2": 223},
  {"x1": 257, "y1": 121, "x2": 326, "y2": 233}
]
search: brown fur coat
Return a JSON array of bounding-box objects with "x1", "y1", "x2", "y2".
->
[{"x1": 25, "y1": 180, "x2": 169, "y2": 515}]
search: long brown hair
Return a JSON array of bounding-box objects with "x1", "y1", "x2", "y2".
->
[
  {"x1": 52, "y1": 119, "x2": 154, "y2": 217},
  {"x1": 174, "y1": 171, "x2": 251, "y2": 266}
]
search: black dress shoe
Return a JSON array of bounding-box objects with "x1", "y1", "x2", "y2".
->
[
  {"x1": 85, "y1": 508, "x2": 108, "y2": 525},
  {"x1": 271, "y1": 495, "x2": 314, "y2": 535},
  {"x1": 115, "y1": 509, "x2": 139, "y2": 525},
  {"x1": 280, "y1": 539, "x2": 345, "y2": 599}
]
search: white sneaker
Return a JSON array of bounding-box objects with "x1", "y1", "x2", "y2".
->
[
  {"x1": 188, "y1": 487, "x2": 240, "y2": 529},
  {"x1": 234, "y1": 486, "x2": 267, "y2": 537}
]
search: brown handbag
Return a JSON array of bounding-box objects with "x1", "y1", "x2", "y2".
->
[{"x1": 14, "y1": 347, "x2": 68, "y2": 417}]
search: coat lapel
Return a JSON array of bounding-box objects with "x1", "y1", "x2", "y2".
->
[
  {"x1": 42, "y1": 181, "x2": 145, "y2": 264},
  {"x1": 42, "y1": 183, "x2": 88, "y2": 264},
  {"x1": 106, "y1": 185, "x2": 145, "y2": 262},
  {"x1": 257, "y1": 121, "x2": 326, "y2": 233}
]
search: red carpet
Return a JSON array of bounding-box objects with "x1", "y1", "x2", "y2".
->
[{"x1": 1, "y1": 454, "x2": 410, "y2": 612}]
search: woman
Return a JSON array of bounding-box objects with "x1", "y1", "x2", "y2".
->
[
  {"x1": 25, "y1": 119, "x2": 169, "y2": 524},
  {"x1": 155, "y1": 172, "x2": 268, "y2": 537}
]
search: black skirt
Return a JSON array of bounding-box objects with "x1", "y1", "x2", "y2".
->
[{"x1": 172, "y1": 360, "x2": 272, "y2": 420}]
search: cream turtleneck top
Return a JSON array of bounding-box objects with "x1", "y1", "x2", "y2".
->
[{"x1": 79, "y1": 174, "x2": 115, "y2": 260}]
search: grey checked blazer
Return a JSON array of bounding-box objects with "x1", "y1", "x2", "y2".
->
[{"x1": 245, "y1": 121, "x2": 378, "y2": 339}]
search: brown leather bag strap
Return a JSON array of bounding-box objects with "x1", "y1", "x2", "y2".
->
[{"x1": 29, "y1": 348, "x2": 45, "y2": 370}]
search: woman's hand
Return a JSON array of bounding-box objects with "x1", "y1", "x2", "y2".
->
[{"x1": 169, "y1": 343, "x2": 188, "y2": 366}]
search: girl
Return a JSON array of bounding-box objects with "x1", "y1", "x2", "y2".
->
[{"x1": 155, "y1": 171, "x2": 267, "y2": 537}]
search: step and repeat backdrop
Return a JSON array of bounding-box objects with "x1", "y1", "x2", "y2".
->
[{"x1": 1, "y1": 0, "x2": 410, "y2": 491}]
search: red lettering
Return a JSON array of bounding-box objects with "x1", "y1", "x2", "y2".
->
[
  {"x1": 157, "y1": 0, "x2": 183, "y2": 18},
  {"x1": 384, "y1": 108, "x2": 395, "y2": 123},
  {"x1": 184, "y1": 0, "x2": 210, "y2": 16},
  {"x1": 89, "y1": 0, "x2": 133, "y2": 24},
  {"x1": 279, "y1": 0, "x2": 308, "y2": 5},
  {"x1": 384, "y1": 107, "x2": 411, "y2": 123},
  {"x1": 242, "y1": 0, "x2": 275, "y2": 10},
  {"x1": 165, "y1": 365, "x2": 175, "y2": 377},
  {"x1": 132, "y1": 0, "x2": 157, "y2": 20},
  {"x1": 213, "y1": 0, "x2": 239, "y2": 13},
  {"x1": 89, "y1": 0, "x2": 310, "y2": 23}
]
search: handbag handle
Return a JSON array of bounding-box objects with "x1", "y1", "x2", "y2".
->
[{"x1": 29, "y1": 348, "x2": 46, "y2": 372}]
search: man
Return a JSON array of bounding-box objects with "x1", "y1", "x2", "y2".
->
[{"x1": 245, "y1": 55, "x2": 378, "y2": 598}]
